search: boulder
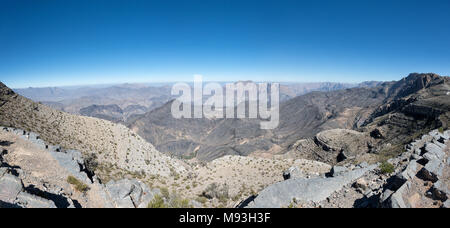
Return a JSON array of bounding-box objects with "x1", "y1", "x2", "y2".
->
[
  {"x1": 329, "y1": 166, "x2": 348, "y2": 177},
  {"x1": 423, "y1": 143, "x2": 445, "y2": 161},
  {"x1": 388, "y1": 184, "x2": 408, "y2": 208},
  {"x1": 431, "y1": 181, "x2": 449, "y2": 201},
  {"x1": 105, "y1": 179, "x2": 156, "y2": 208},
  {"x1": 49, "y1": 151, "x2": 91, "y2": 184},
  {"x1": 105, "y1": 179, "x2": 136, "y2": 208},
  {"x1": 398, "y1": 160, "x2": 418, "y2": 180},
  {"x1": 380, "y1": 189, "x2": 394, "y2": 203},
  {"x1": 443, "y1": 131, "x2": 449, "y2": 140},
  {"x1": 419, "y1": 159, "x2": 444, "y2": 182},
  {"x1": 432, "y1": 140, "x2": 446, "y2": 149},
  {"x1": 353, "y1": 178, "x2": 368, "y2": 191},
  {"x1": 0, "y1": 174, "x2": 23, "y2": 203},
  {"x1": 337, "y1": 151, "x2": 352, "y2": 162},
  {"x1": 245, "y1": 165, "x2": 377, "y2": 208},
  {"x1": 14, "y1": 192, "x2": 57, "y2": 208},
  {"x1": 282, "y1": 166, "x2": 304, "y2": 180}
]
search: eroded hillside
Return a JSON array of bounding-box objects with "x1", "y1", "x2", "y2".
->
[
  {"x1": 0, "y1": 82, "x2": 185, "y2": 178},
  {"x1": 128, "y1": 73, "x2": 450, "y2": 164}
]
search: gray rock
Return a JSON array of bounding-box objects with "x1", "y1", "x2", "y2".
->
[
  {"x1": 330, "y1": 166, "x2": 348, "y2": 177},
  {"x1": 419, "y1": 159, "x2": 444, "y2": 182},
  {"x1": 0, "y1": 167, "x2": 7, "y2": 178},
  {"x1": 431, "y1": 130, "x2": 449, "y2": 142},
  {"x1": 246, "y1": 165, "x2": 377, "y2": 208},
  {"x1": 411, "y1": 154, "x2": 421, "y2": 160},
  {"x1": 106, "y1": 179, "x2": 155, "y2": 208},
  {"x1": 432, "y1": 140, "x2": 446, "y2": 149},
  {"x1": 14, "y1": 192, "x2": 57, "y2": 208},
  {"x1": 28, "y1": 132, "x2": 40, "y2": 141},
  {"x1": 443, "y1": 131, "x2": 449, "y2": 140},
  {"x1": 283, "y1": 166, "x2": 304, "y2": 180},
  {"x1": 49, "y1": 151, "x2": 91, "y2": 184},
  {"x1": 105, "y1": 179, "x2": 136, "y2": 208},
  {"x1": 443, "y1": 200, "x2": 450, "y2": 208},
  {"x1": 399, "y1": 160, "x2": 418, "y2": 180},
  {"x1": 48, "y1": 145, "x2": 62, "y2": 152},
  {"x1": 423, "y1": 143, "x2": 445, "y2": 161},
  {"x1": 95, "y1": 184, "x2": 116, "y2": 208},
  {"x1": 431, "y1": 181, "x2": 449, "y2": 201},
  {"x1": 380, "y1": 189, "x2": 394, "y2": 203},
  {"x1": 388, "y1": 184, "x2": 408, "y2": 208},
  {"x1": 0, "y1": 174, "x2": 23, "y2": 203},
  {"x1": 65, "y1": 150, "x2": 84, "y2": 164},
  {"x1": 353, "y1": 178, "x2": 368, "y2": 191},
  {"x1": 137, "y1": 183, "x2": 159, "y2": 208},
  {"x1": 358, "y1": 162, "x2": 369, "y2": 168}
]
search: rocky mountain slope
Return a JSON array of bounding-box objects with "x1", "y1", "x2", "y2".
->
[
  {"x1": 1, "y1": 82, "x2": 334, "y2": 208},
  {"x1": 79, "y1": 104, "x2": 126, "y2": 123},
  {"x1": 2, "y1": 73, "x2": 448, "y2": 208},
  {"x1": 0, "y1": 128, "x2": 164, "y2": 208},
  {"x1": 15, "y1": 82, "x2": 373, "y2": 124},
  {"x1": 128, "y1": 73, "x2": 449, "y2": 163},
  {"x1": 0, "y1": 82, "x2": 185, "y2": 179},
  {"x1": 242, "y1": 129, "x2": 449, "y2": 208},
  {"x1": 15, "y1": 84, "x2": 174, "y2": 123},
  {"x1": 0, "y1": 125, "x2": 332, "y2": 208}
]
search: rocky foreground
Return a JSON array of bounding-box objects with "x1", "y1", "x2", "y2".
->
[
  {"x1": 2, "y1": 126, "x2": 448, "y2": 208},
  {"x1": 241, "y1": 129, "x2": 449, "y2": 208},
  {"x1": 0, "y1": 127, "x2": 163, "y2": 208}
]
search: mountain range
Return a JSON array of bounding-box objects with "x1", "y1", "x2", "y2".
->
[{"x1": 1, "y1": 73, "x2": 449, "y2": 208}]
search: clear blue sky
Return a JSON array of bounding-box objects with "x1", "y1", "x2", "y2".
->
[{"x1": 1, "y1": 0, "x2": 450, "y2": 88}]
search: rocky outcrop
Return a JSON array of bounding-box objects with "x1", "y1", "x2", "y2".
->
[
  {"x1": 0, "y1": 83, "x2": 186, "y2": 178},
  {"x1": 0, "y1": 169, "x2": 58, "y2": 208},
  {"x1": 104, "y1": 179, "x2": 160, "y2": 208},
  {"x1": 242, "y1": 128, "x2": 449, "y2": 208},
  {"x1": 0, "y1": 126, "x2": 161, "y2": 208},
  {"x1": 286, "y1": 129, "x2": 376, "y2": 165},
  {"x1": 379, "y1": 130, "x2": 449, "y2": 208},
  {"x1": 243, "y1": 164, "x2": 377, "y2": 208}
]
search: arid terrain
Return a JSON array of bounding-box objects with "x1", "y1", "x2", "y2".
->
[{"x1": 1, "y1": 73, "x2": 449, "y2": 208}]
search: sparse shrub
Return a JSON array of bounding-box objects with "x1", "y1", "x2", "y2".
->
[
  {"x1": 379, "y1": 161, "x2": 395, "y2": 174},
  {"x1": 160, "y1": 187, "x2": 170, "y2": 199},
  {"x1": 84, "y1": 153, "x2": 99, "y2": 172},
  {"x1": 202, "y1": 183, "x2": 229, "y2": 202},
  {"x1": 195, "y1": 196, "x2": 208, "y2": 204},
  {"x1": 67, "y1": 176, "x2": 89, "y2": 193},
  {"x1": 169, "y1": 195, "x2": 191, "y2": 208},
  {"x1": 148, "y1": 194, "x2": 167, "y2": 208}
]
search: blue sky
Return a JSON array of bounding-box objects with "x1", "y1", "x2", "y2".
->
[{"x1": 1, "y1": 0, "x2": 450, "y2": 88}]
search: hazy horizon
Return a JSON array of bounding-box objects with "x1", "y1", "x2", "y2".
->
[
  {"x1": 8, "y1": 78, "x2": 383, "y2": 90},
  {"x1": 1, "y1": 0, "x2": 450, "y2": 88}
]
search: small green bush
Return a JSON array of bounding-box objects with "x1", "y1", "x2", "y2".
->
[
  {"x1": 160, "y1": 187, "x2": 170, "y2": 199},
  {"x1": 148, "y1": 194, "x2": 167, "y2": 208},
  {"x1": 67, "y1": 176, "x2": 89, "y2": 193},
  {"x1": 379, "y1": 161, "x2": 395, "y2": 174},
  {"x1": 195, "y1": 196, "x2": 208, "y2": 204}
]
